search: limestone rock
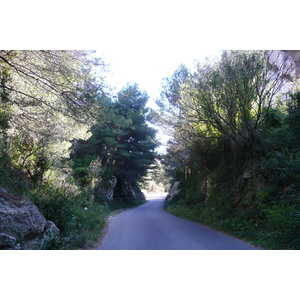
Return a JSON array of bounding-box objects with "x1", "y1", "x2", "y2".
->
[
  {"x1": 113, "y1": 177, "x2": 144, "y2": 202},
  {"x1": 0, "y1": 197, "x2": 47, "y2": 239},
  {"x1": 96, "y1": 176, "x2": 117, "y2": 201},
  {"x1": 106, "y1": 176, "x2": 117, "y2": 201},
  {"x1": 166, "y1": 181, "x2": 180, "y2": 202},
  {"x1": 0, "y1": 188, "x2": 59, "y2": 250},
  {"x1": 25, "y1": 221, "x2": 60, "y2": 250},
  {"x1": 119, "y1": 177, "x2": 137, "y2": 201},
  {"x1": 0, "y1": 233, "x2": 16, "y2": 249},
  {"x1": 0, "y1": 187, "x2": 8, "y2": 193}
]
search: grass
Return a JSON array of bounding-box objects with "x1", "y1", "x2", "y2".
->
[{"x1": 164, "y1": 201, "x2": 300, "y2": 250}]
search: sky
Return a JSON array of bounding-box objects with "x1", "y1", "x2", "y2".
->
[
  {"x1": 96, "y1": 47, "x2": 221, "y2": 103},
  {"x1": 92, "y1": 1, "x2": 226, "y2": 103}
]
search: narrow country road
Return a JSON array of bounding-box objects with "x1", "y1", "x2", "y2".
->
[{"x1": 99, "y1": 194, "x2": 259, "y2": 250}]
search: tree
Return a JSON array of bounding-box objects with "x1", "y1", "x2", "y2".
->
[
  {"x1": 0, "y1": 50, "x2": 108, "y2": 184},
  {"x1": 157, "y1": 51, "x2": 300, "y2": 250},
  {"x1": 157, "y1": 51, "x2": 294, "y2": 158},
  {"x1": 286, "y1": 90, "x2": 300, "y2": 143},
  {"x1": 113, "y1": 84, "x2": 157, "y2": 183},
  {"x1": 72, "y1": 84, "x2": 158, "y2": 201}
]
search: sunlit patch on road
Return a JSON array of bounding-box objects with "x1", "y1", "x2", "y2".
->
[{"x1": 145, "y1": 193, "x2": 168, "y2": 201}]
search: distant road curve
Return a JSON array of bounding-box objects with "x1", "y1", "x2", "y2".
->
[{"x1": 99, "y1": 194, "x2": 259, "y2": 250}]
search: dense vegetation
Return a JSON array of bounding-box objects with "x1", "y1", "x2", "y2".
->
[
  {"x1": 1, "y1": 50, "x2": 299, "y2": 250},
  {"x1": 157, "y1": 51, "x2": 300, "y2": 250},
  {"x1": 0, "y1": 50, "x2": 158, "y2": 249}
]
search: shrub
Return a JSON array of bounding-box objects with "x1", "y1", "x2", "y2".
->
[
  {"x1": 30, "y1": 185, "x2": 108, "y2": 249},
  {"x1": 263, "y1": 203, "x2": 300, "y2": 249}
]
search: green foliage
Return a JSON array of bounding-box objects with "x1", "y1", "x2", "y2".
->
[
  {"x1": 262, "y1": 149, "x2": 300, "y2": 187},
  {"x1": 73, "y1": 167, "x2": 91, "y2": 187},
  {"x1": 263, "y1": 202, "x2": 300, "y2": 248},
  {"x1": 161, "y1": 51, "x2": 300, "y2": 250},
  {"x1": 142, "y1": 157, "x2": 172, "y2": 193},
  {"x1": 285, "y1": 90, "x2": 300, "y2": 147},
  {"x1": 0, "y1": 50, "x2": 107, "y2": 186},
  {"x1": 113, "y1": 84, "x2": 158, "y2": 181},
  {"x1": 0, "y1": 65, "x2": 12, "y2": 133},
  {"x1": 72, "y1": 83, "x2": 158, "y2": 205},
  {"x1": 0, "y1": 52, "x2": 158, "y2": 250},
  {"x1": 30, "y1": 186, "x2": 108, "y2": 249}
]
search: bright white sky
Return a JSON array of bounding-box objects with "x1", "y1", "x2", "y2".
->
[
  {"x1": 91, "y1": 0, "x2": 230, "y2": 100},
  {"x1": 96, "y1": 47, "x2": 221, "y2": 103},
  {"x1": 92, "y1": 1, "x2": 225, "y2": 102}
]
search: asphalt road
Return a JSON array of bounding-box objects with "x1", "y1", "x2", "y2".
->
[{"x1": 99, "y1": 194, "x2": 259, "y2": 250}]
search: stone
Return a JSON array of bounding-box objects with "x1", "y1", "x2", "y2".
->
[
  {"x1": 0, "y1": 197, "x2": 47, "y2": 239},
  {"x1": 0, "y1": 187, "x2": 8, "y2": 193},
  {"x1": 0, "y1": 233, "x2": 16, "y2": 249},
  {"x1": 96, "y1": 176, "x2": 117, "y2": 201},
  {"x1": 106, "y1": 176, "x2": 117, "y2": 201},
  {"x1": 0, "y1": 188, "x2": 59, "y2": 249},
  {"x1": 43, "y1": 221, "x2": 60, "y2": 242},
  {"x1": 120, "y1": 178, "x2": 137, "y2": 201},
  {"x1": 166, "y1": 181, "x2": 180, "y2": 202},
  {"x1": 25, "y1": 221, "x2": 60, "y2": 250},
  {"x1": 113, "y1": 177, "x2": 143, "y2": 202}
]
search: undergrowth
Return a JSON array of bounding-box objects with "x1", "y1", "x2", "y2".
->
[{"x1": 165, "y1": 196, "x2": 300, "y2": 250}]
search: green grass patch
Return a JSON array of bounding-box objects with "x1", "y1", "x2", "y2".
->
[{"x1": 165, "y1": 201, "x2": 300, "y2": 250}]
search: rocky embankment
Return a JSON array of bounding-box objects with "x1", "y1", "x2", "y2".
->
[
  {"x1": 166, "y1": 181, "x2": 180, "y2": 202},
  {"x1": 0, "y1": 187, "x2": 59, "y2": 250}
]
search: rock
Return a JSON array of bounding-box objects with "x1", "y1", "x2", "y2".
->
[
  {"x1": 0, "y1": 187, "x2": 8, "y2": 193},
  {"x1": 113, "y1": 177, "x2": 145, "y2": 202},
  {"x1": 106, "y1": 176, "x2": 117, "y2": 201},
  {"x1": 25, "y1": 221, "x2": 60, "y2": 250},
  {"x1": 0, "y1": 233, "x2": 16, "y2": 249},
  {"x1": 13, "y1": 243, "x2": 21, "y2": 250},
  {"x1": 243, "y1": 171, "x2": 252, "y2": 179},
  {"x1": 96, "y1": 176, "x2": 117, "y2": 201},
  {"x1": 0, "y1": 188, "x2": 59, "y2": 250},
  {"x1": 166, "y1": 181, "x2": 180, "y2": 202},
  {"x1": 0, "y1": 197, "x2": 47, "y2": 239},
  {"x1": 43, "y1": 221, "x2": 60, "y2": 244},
  {"x1": 119, "y1": 177, "x2": 137, "y2": 201}
]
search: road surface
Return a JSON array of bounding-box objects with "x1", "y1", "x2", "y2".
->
[{"x1": 99, "y1": 194, "x2": 259, "y2": 250}]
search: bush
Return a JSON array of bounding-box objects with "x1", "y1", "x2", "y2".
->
[
  {"x1": 263, "y1": 203, "x2": 300, "y2": 249},
  {"x1": 30, "y1": 186, "x2": 108, "y2": 249}
]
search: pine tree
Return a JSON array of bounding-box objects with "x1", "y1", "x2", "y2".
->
[{"x1": 72, "y1": 84, "x2": 158, "y2": 201}]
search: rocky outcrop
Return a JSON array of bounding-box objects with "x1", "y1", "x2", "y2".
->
[
  {"x1": 0, "y1": 233, "x2": 17, "y2": 248},
  {"x1": 166, "y1": 181, "x2": 180, "y2": 202},
  {"x1": 0, "y1": 188, "x2": 59, "y2": 250},
  {"x1": 96, "y1": 176, "x2": 145, "y2": 203},
  {"x1": 25, "y1": 221, "x2": 60, "y2": 250},
  {"x1": 96, "y1": 176, "x2": 117, "y2": 201},
  {"x1": 118, "y1": 177, "x2": 138, "y2": 201},
  {"x1": 113, "y1": 177, "x2": 145, "y2": 202},
  {"x1": 106, "y1": 176, "x2": 117, "y2": 201}
]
